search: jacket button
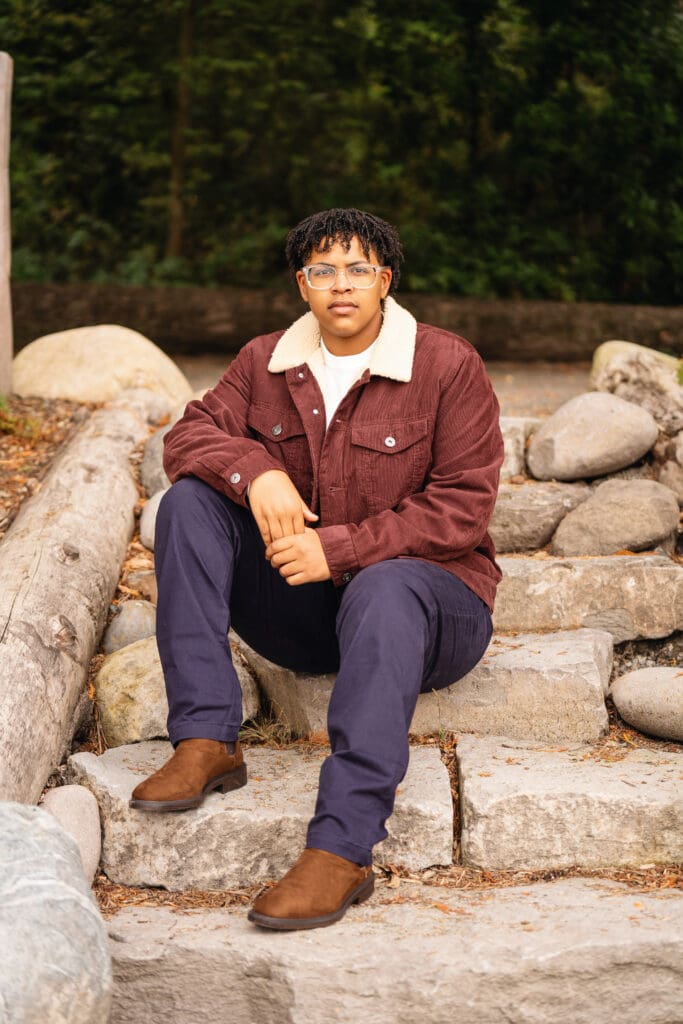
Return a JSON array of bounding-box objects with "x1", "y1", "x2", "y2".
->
[
  {"x1": 229, "y1": 472, "x2": 241, "y2": 484},
  {"x1": 271, "y1": 424, "x2": 283, "y2": 436},
  {"x1": 297, "y1": 372, "x2": 305, "y2": 380},
  {"x1": 384, "y1": 436, "x2": 396, "y2": 448},
  {"x1": 341, "y1": 571, "x2": 353, "y2": 584},
  {"x1": 312, "y1": 408, "x2": 320, "y2": 415}
]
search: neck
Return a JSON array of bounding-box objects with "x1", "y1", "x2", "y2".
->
[{"x1": 320, "y1": 307, "x2": 383, "y2": 356}]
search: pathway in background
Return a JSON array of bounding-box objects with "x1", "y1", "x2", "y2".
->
[{"x1": 175, "y1": 355, "x2": 592, "y2": 418}]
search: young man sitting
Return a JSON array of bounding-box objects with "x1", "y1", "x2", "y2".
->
[{"x1": 130, "y1": 207, "x2": 503, "y2": 931}]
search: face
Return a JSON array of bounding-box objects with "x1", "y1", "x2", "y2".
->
[{"x1": 296, "y1": 236, "x2": 392, "y2": 355}]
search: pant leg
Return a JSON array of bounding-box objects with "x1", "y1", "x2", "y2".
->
[
  {"x1": 306, "y1": 559, "x2": 492, "y2": 865},
  {"x1": 154, "y1": 477, "x2": 340, "y2": 746}
]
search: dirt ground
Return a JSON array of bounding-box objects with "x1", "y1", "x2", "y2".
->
[{"x1": 175, "y1": 355, "x2": 592, "y2": 418}]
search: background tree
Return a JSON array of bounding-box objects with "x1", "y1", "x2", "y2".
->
[{"x1": 2, "y1": 0, "x2": 682, "y2": 303}]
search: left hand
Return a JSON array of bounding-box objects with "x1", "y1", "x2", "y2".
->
[{"x1": 266, "y1": 528, "x2": 331, "y2": 586}]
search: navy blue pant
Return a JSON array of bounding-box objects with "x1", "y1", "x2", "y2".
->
[{"x1": 155, "y1": 477, "x2": 492, "y2": 866}]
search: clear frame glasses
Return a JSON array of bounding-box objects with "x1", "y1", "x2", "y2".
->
[{"x1": 301, "y1": 263, "x2": 388, "y2": 290}]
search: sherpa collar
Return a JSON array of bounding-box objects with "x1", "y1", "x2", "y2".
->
[{"x1": 267, "y1": 295, "x2": 417, "y2": 383}]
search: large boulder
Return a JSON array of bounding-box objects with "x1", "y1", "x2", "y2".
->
[
  {"x1": 490, "y1": 481, "x2": 590, "y2": 552},
  {"x1": 591, "y1": 340, "x2": 683, "y2": 436},
  {"x1": 0, "y1": 802, "x2": 112, "y2": 1022},
  {"x1": 527, "y1": 392, "x2": 659, "y2": 481},
  {"x1": 12, "y1": 324, "x2": 192, "y2": 410},
  {"x1": 94, "y1": 635, "x2": 260, "y2": 747},
  {"x1": 550, "y1": 479, "x2": 680, "y2": 556}
]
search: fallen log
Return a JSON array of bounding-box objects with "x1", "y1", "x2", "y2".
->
[{"x1": 0, "y1": 403, "x2": 149, "y2": 802}]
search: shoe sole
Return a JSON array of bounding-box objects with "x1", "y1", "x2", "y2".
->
[
  {"x1": 128, "y1": 763, "x2": 247, "y2": 812},
  {"x1": 247, "y1": 873, "x2": 375, "y2": 931}
]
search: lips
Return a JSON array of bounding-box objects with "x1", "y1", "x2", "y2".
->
[{"x1": 328, "y1": 301, "x2": 358, "y2": 312}]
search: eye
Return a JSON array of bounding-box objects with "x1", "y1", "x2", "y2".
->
[
  {"x1": 309, "y1": 266, "x2": 334, "y2": 279},
  {"x1": 349, "y1": 265, "x2": 372, "y2": 276}
]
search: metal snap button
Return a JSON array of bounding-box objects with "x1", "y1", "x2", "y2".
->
[
  {"x1": 341, "y1": 571, "x2": 353, "y2": 584},
  {"x1": 271, "y1": 424, "x2": 283, "y2": 436},
  {"x1": 297, "y1": 371, "x2": 305, "y2": 380},
  {"x1": 312, "y1": 408, "x2": 319, "y2": 415},
  {"x1": 229, "y1": 472, "x2": 241, "y2": 484},
  {"x1": 384, "y1": 436, "x2": 396, "y2": 448}
]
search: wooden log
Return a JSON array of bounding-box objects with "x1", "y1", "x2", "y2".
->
[
  {"x1": 0, "y1": 54, "x2": 12, "y2": 395},
  {"x1": 0, "y1": 404, "x2": 149, "y2": 802}
]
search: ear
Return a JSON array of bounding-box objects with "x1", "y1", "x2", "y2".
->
[
  {"x1": 379, "y1": 267, "x2": 392, "y2": 299},
  {"x1": 296, "y1": 270, "x2": 309, "y2": 304}
]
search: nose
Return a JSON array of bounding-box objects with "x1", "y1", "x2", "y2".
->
[{"x1": 331, "y1": 268, "x2": 353, "y2": 291}]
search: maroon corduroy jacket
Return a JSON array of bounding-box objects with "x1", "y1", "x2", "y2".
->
[{"x1": 163, "y1": 297, "x2": 504, "y2": 609}]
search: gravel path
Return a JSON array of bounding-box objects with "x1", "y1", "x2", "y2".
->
[{"x1": 174, "y1": 355, "x2": 592, "y2": 418}]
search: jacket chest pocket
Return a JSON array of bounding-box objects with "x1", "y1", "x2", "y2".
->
[
  {"x1": 247, "y1": 406, "x2": 312, "y2": 495},
  {"x1": 350, "y1": 417, "x2": 430, "y2": 514}
]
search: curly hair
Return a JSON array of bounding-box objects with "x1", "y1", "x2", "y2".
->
[{"x1": 285, "y1": 208, "x2": 403, "y2": 292}]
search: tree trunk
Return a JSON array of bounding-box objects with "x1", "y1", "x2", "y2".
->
[
  {"x1": 0, "y1": 405, "x2": 148, "y2": 803},
  {"x1": 165, "y1": 3, "x2": 194, "y2": 261},
  {"x1": 0, "y1": 53, "x2": 12, "y2": 394}
]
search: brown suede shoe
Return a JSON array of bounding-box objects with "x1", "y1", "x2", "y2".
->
[
  {"x1": 248, "y1": 848, "x2": 374, "y2": 930},
  {"x1": 129, "y1": 738, "x2": 246, "y2": 811}
]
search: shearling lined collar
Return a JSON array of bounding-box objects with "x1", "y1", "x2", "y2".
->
[{"x1": 267, "y1": 296, "x2": 417, "y2": 383}]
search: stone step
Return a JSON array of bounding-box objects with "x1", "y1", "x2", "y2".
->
[
  {"x1": 67, "y1": 742, "x2": 452, "y2": 889},
  {"x1": 106, "y1": 879, "x2": 683, "y2": 1024},
  {"x1": 458, "y1": 735, "x2": 683, "y2": 871},
  {"x1": 237, "y1": 628, "x2": 613, "y2": 743},
  {"x1": 494, "y1": 553, "x2": 683, "y2": 640}
]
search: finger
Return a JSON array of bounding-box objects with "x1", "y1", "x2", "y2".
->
[
  {"x1": 266, "y1": 537, "x2": 292, "y2": 559},
  {"x1": 285, "y1": 572, "x2": 308, "y2": 587},
  {"x1": 278, "y1": 561, "x2": 301, "y2": 579},
  {"x1": 254, "y1": 514, "x2": 271, "y2": 548},
  {"x1": 269, "y1": 517, "x2": 286, "y2": 542},
  {"x1": 269, "y1": 549, "x2": 295, "y2": 569},
  {"x1": 292, "y1": 507, "x2": 305, "y2": 535},
  {"x1": 302, "y1": 503, "x2": 319, "y2": 523}
]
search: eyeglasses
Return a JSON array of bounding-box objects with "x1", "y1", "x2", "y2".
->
[{"x1": 301, "y1": 263, "x2": 389, "y2": 290}]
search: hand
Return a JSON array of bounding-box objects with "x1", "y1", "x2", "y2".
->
[
  {"x1": 248, "y1": 469, "x2": 318, "y2": 546},
  {"x1": 266, "y1": 528, "x2": 331, "y2": 586}
]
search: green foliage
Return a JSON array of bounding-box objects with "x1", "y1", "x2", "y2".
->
[{"x1": 3, "y1": 0, "x2": 683, "y2": 302}]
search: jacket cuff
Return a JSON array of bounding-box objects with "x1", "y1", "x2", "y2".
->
[
  {"x1": 316, "y1": 525, "x2": 360, "y2": 586},
  {"x1": 216, "y1": 450, "x2": 283, "y2": 507}
]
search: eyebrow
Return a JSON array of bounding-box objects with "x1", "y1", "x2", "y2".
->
[{"x1": 308, "y1": 259, "x2": 369, "y2": 267}]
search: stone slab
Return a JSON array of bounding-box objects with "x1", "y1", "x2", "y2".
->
[
  {"x1": 107, "y1": 879, "x2": 683, "y2": 1024},
  {"x1": 458, "y1": 735, "x2": 683, "y2": 870},
  {"x1": 68, "y1": 743, "x2": 452, "y2": 888},
  {"x1": 239, "y1": 630, "x2": 613, "y2": 743},
  {"x1": 499, "y1": 416, "x2": 541, "y2": 479},
  {"x1": 494, "y1": 554, "x2": 683, "y2": 641}
]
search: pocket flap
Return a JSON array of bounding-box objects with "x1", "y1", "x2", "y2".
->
[
  {"x1": 248, "y1": 406, "x2": 305, "y2": 442},
  {"x1": 351, "y1": 418, "x2": 428, "y2": 454}
]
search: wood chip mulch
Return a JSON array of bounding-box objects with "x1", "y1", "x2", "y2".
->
[{"x1": 0, "y1": 394, "x2": 93, "y2": 541}]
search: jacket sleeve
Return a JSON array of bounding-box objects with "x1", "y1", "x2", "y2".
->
[
  {"x1": 162, "y1": 343, "x2": 284, "y2": 506},
  {"x1": 316, "y1": 350, "x2": 503, "y2": 585}
]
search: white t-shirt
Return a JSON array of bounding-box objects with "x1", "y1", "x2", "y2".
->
[{"x1": 320, "y1": 338, "x2": 377, "y2": 426}]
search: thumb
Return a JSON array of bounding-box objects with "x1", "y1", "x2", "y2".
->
[{"x1": 302, "y1": 503, "x2": 319, "y2": 522}]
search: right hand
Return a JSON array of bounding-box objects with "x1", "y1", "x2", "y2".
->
[{"x1": 248, "y1": 470, "x2": 319, "y2": 547}]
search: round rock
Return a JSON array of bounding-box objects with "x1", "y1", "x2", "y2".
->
[
  {"x1": 527, "y1": 392, "x2": 659, "y2": 481},
  {"x1": 611, "y1": 667, "x2": 683, "y2": 742},
  {"x1": 0, "y1": 803, "x2": 112, "y2": 1021},
  {"x1": 550, "y1": 478, "x2": 680, "y2": 556},
  {"x1": 139, "y1": 488, "x2": 169, "y2": 551},
  {"x1": 95, "y1": 635, "x2": 260, "y2": 747},
  {"x1": 489, "y1": 482, "x2": 591, "y2": 552},
  {"x1": 103, "y1": 599, "x2": 157, "y2": 654},
  {"x1": 12, "y1": 324, "x2": 192, "y2": 408},
  {"x1": 141, "y1": 424, "x2": 171, "y2": 496},
  {"x1": 41, "y1": 784, "x2": 102, "y2": 884}
]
